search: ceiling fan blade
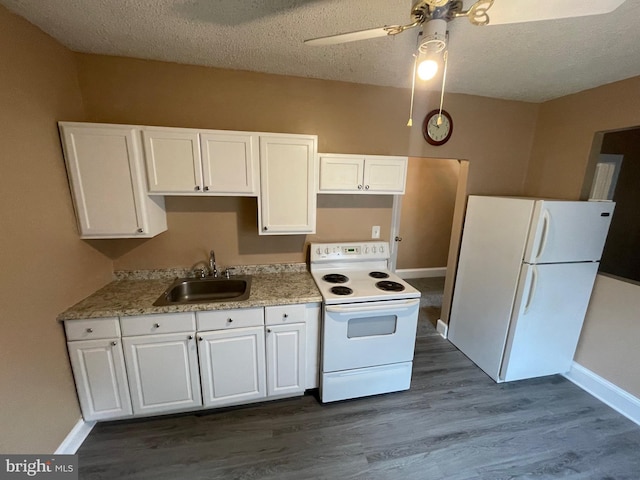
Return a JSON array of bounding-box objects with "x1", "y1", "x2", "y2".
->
[
  {"x1": 304, "y1": 26, "x2": 399, "y2": 46},
  {"x1": 487, "y1": 0, "x2": 627, "y2": 25}
]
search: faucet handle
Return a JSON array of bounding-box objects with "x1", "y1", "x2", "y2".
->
[
  {"x1": 223, "y1": 267, "x2": 235, "y2": 279},
  {"x1": 194, "y1": 268, "x2": 206, "y2": 279}
]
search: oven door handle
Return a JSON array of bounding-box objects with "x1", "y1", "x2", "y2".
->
[{"x1": 325, "y1": 299, "x2": 420, "y2": 314}]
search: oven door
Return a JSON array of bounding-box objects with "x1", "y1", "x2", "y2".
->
[{"x1": 322, "y1": 298, "x2": 420, "y2": 373}]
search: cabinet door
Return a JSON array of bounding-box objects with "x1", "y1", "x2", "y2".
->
[
  {"x1": 363, "y1": 156, "x2": 408, "y2": 193},
  {"x1": 201, "y1": 132, "x2": 259, "y2": 195},
  {"x1": 123, "y1": 333, "x2": 202, "y2": 415},
  {"x1": 67, "y1": 339, "x2": 132, "y2": 421},
  {"x1": 265, "y1": 323, "x2": 306, "y2": 397},
  {"x1": 259, "y1": 135, "x2": 317, "y2": 234},
  {"x1": 142, "y1": 128, "x2": 203, "y2": 194},
  {"x1": 318, "y1": 155, "x2": 365, "y2": 192},
  {"x1": 59, "y1": 124, "x2": 150, "y2": 237},
  {"x1": 198, "y1": 327, "x2": 266, "y2": 408}
]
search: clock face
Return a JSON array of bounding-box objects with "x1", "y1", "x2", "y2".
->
[{"x1": 422, "y1": 110, "x2": 453, "y2": 146}]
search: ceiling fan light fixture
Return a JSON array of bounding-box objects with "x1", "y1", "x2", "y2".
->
[{"x1": 418, "y1": 18, "x2": 448, "y2": 55}]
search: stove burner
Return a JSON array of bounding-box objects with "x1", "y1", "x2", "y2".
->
[
  {"x1": 369, "y1": 271, "x2": 390, "y2": 279},
  {"x1": 375, "y1": 281, "x2": 405, "y2": 292},
  {"x1": 323, "y1": 273, "x2": 349, "y2": 284},
  {"x1": 330, "y1": 286, "x2": 353, "y2": 296}
]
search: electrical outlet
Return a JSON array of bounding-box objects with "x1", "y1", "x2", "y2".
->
[{"x1": 372, "y1": 226, "x2": 380, "y2": 239}]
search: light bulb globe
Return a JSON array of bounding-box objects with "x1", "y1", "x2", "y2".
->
[{"x1": 417, "y1": 59, "x2": 438, "y2": 81}]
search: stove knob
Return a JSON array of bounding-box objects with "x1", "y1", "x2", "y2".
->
[
  {"x1": 316, "y1": 248, "x2": 321, "y2": 255},
  {"x1": 380, "y1": 245, "x2": 384, "y2": 253},
  {"x1": 372, "y1": 246, "x2": 377, "y2": 253},
  {"x1": 325, "y1": 248, "x2": 330, "y2": 254},
  {"x1": 364, "y1": 247, "x2": 369, "y2": 254}
]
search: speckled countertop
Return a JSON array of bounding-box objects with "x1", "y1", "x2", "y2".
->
[{"x1": 58, "y1": 264, "x2": 322, "y2": 321}]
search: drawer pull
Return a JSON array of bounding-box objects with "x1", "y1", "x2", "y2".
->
[
  {"x1": 283, "y1": 313, "x2": 288, "y2": 318},
  {"x1": 153, "y1": 323, "x2": 160, "y2": 328},
  {"x1": 86, "y1": 328, "x2": 93, "y2": 333},
  {"x1": 227, "y1": 318, "x2": 233, "y2": 323}
]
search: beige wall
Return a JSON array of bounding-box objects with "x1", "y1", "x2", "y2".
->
[
  {"x1": 524, "y1": 76, "x2": 640, "y2": 397},
  {"x1": 73, "y1": 54, "x2": 538, "y2": 270},
  {"x1": 0, "y1": 7, "x2": 113, "y2": 453},
  {"x1": 397, "y1": 158, "x2": 459, "y2": 269}
]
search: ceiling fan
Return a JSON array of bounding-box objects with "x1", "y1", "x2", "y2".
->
[
  {"x1": 304, "y1": 0, "x2": 628, "y2": 46},
  {"x1": 304, "y1": 0, "x2": 627, "y2": 129}
]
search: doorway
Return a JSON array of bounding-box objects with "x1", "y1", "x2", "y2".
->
[{"x1": 389, "y1": 157, "x2": 461, "y2": 276}]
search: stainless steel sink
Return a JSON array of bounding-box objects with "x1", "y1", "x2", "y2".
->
[{"x1": 153, "y1": 276, "x2": 251, "y2": 306}]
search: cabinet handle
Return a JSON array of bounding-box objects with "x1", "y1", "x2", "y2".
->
[
  {"x1": 188, "y1": 335, "x2": 193, "y2": 340},
  {"x1": 153, "y1": 323, "x2": 160, "y2": 328},
  {"x1": 365, "y1": 185, "x2": 370, "y2": 190},
  {"x1": 86, "y1": 328, "x2": 93, "y2": 333},
  {"x1": 111, "y1": 341, "x2": 117, "y2": 346},
  {"x1": 198, "y1": 336, "x2": 203, "y2": 342},
  {"x1": 137, "y1": 228, "x2": 144, "y2": 233},
  {"x1": 267, "y1": 328, "x2": 272, "y2": 333},
  {"x1": 204, "y1": 186, "x2": 209, "y2": 191},
  {"x1": 194, "y1": 186, "x2": 201, "y2": 191},
  {"x1": 357, "y1": 185, "x2": 363, "y2": 190},
  {"x1": 263, "y1": 226, "x2": 268, "y2": 231},
  {"x1": 227, "y1": 318, "x2": 233, "y2": 323}
]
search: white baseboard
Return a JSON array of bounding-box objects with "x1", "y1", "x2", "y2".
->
[
  {"x1": 563, "y1": 362, "x2": 640, "y2": 427},
  {"x1": 396, "y1": 268, "x2": 446, "y2": 279},
  {"x1": 436, "y1": 319, "x2": 448, "y2": 338},
  {"x1": 55, "y1": 418, "x2": 96, "y2": 454}
]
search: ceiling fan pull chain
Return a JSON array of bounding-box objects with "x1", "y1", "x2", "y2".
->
[
  {"x1": 437, "y1": 50, "x2": 449, "y2": 124},
  {"x1": 407, "y1": 54, "x2": 419, "y2": 127}
]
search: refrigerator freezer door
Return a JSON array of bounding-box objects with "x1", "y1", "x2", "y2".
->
[
  {"x1": 524, "y1": 201, "x2": 615, "y2": 264},
  {"x1": 448, "y1": 196, "x2": 535, "y2": 382},
  {"x1": 500, "y1": 262, "x2": 599, "y2": 382}
]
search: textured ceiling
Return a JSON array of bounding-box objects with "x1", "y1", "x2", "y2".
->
[{"x1": 2, "y1": 0, "x2": 640, "y2": 102}]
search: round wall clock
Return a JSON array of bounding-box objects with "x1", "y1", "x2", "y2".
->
[{"x1": 422, "y1": 109, "x2": 453, "y2": 146}]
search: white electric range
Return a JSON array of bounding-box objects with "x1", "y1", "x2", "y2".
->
[{"x1": 310, "y1": 241, "x2": 421, "y2": 403}]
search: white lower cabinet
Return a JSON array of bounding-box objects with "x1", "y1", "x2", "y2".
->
[
  {"x1": 122, "y1": 332, "x2": 202, "y2": 416},
  {"x1": 265, "y1": 323, "x2": 306, "y2": 397},
  {"x1": 198, "y1": 326, "x2": 267, "y2": 408},
  {"x1": 67, "y1": 338, "x2": 132, "y2": 421},
  {"x1": 64, "y1": 301, "x2": 321, "y2": 421}
]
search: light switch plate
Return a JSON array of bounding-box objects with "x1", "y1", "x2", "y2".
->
[{"x1": 372, "y1": 226, "x2": 380, "y2": 239}]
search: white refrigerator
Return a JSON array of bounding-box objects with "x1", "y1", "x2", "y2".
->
[{"x1": 448, "y1": 196, "x2": 615, "y2": 383}]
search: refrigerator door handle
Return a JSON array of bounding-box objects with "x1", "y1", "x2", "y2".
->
[
  {"x1": 535, "y1": 210, "x2": 551, "y2": 261},
  {"x1": 524, "y1": 265, "x2": 538, "y2": 314}
]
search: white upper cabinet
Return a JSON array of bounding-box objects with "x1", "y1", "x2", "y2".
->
[
  {"x1": 319, "y1": 154, "x2": 408, "y2": 194},
  {"x1": 143, "y1": 127, "x2": 259, "y2": 196},
  {"x1": 259, "y1": 134, "x2": 317, "y2": 235},
  {"x1": 59, "y1": 123, "x2": 167, "y2": 239},
  {"x1": 143, "y1": 128, "x2": 202, "y2": 194},
  {"x1": 201, "y1": 132, "x2": 258, "y2": 195}
]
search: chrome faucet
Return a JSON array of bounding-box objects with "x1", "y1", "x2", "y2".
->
[{"x1": 208, "y1": 250, "x2": 218, "y2": 278}]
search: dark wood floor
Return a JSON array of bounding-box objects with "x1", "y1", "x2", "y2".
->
[{"x1": 78, "y1": 287, "x2": 640, "y2": 479}]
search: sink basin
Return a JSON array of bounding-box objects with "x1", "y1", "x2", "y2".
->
[{"x1": 153, "y1": 276, "x2": 251, "y2": 306}]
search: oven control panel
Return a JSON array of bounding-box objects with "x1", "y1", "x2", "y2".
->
[{"x1": 310, "y1": 241, "x2": 390, "y2": 262}]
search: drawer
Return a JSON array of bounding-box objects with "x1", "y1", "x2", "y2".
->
[
  {"x1": 197, "y1": 308, "x2": 264, "y2": 331},
  {"x1": 120, "y1": 312, "x2": 196, "y2": 336},
  {"x1": 265, "y1": 304, "x2": 306, "y2": 326},
  {"x1": 65, "y1": 318, "x2": 121, "y2": 341}
]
